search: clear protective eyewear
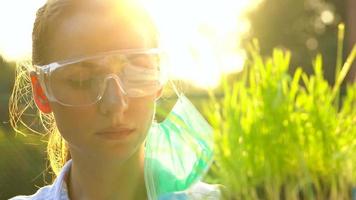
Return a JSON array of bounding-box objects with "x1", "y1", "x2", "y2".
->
[{"x1": 33, "y1": 48, "x2": 164, "y2": 107}]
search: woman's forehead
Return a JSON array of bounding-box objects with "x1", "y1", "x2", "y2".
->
[{"x1": 47, "y1": 6, "x2": 156, "y2": 63}]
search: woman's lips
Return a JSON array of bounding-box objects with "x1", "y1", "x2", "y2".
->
[{"x1": 96, "y1": 127, "x2": 135, "y2": 140}]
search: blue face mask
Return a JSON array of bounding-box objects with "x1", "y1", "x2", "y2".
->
[{"x1": 144, "y1": 91, "x2": 214, "y2": 200}]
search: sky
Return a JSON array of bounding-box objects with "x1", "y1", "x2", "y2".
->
[
  {"x1": 0, "y1": 0, "x2": 46, "y2": 61},
  {"x1": 0, "y1": 0, "x2": 262, "y2": 88}
]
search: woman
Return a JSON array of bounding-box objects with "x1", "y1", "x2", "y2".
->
[{"x1": 9, "y1": 0, "x2": 220, "y2": 199}]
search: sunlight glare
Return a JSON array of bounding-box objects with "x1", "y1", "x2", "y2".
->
[
  {"x1": 142, "y1": 0, "x2": 263, "y2": 88},
  {"x1": 0, "y1": 0, "x2": 46, "y2": 61}
]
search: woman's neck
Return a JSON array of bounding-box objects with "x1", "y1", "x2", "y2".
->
[{"x1": 67, "y1": 146, "x2": 147, "y2": 200}]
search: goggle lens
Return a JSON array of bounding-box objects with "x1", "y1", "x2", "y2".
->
[{"x1": 47, "y1": 53, "x2": 162, "y2": 106}]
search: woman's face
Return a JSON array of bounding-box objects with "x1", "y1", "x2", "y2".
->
[{"x1": 45, "y1": 10, "x2": 159, "y2": 161}]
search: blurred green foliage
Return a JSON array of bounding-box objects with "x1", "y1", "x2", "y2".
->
[
  {"x1": 0, "y1": 129, "x2": 50, "y2": 200},
  {"x1": 0, "y1": 56, "x2": 15, "y2": 129},
  {"x1": 204, "y1": 41, "x2": 356, "y2": 199}
]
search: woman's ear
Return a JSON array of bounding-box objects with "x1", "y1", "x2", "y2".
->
[{"x1": 30, "y1": 72, "x2": 52, "y2": 113}]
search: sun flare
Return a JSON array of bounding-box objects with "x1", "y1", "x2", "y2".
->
[{"x1": 142, "y1": 0, "x2": 263, "y2": 88}]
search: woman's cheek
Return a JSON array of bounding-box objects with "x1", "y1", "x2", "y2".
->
[
  {"x1": 130, "y1": 98, "x2": 155, "y2": 132},
  {"x1": 52, "y1": 104, "x2": 97, "y2": 135}
]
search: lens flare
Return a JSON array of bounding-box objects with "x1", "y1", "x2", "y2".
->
[{"x1": 141, "y1": 0, "x2": 263, "y2": 88}]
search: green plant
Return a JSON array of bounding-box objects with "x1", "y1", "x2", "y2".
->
[
  {"x1": 205, "y1": 36, "x2": 356, "y2": 199},
  {"x1": 0, "y1": 129, "x2": 50, "y2": 199}
]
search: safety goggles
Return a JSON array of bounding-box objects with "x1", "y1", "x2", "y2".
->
[{"x1": 33, "y1": 48, "x2": 163, "y2": 107}]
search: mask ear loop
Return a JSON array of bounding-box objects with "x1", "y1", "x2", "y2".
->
[
  {"x1": 169, "y1": 80, "x2": 183, "y2": 99},
  {"x1": 152, "y1": 80, "x2": 181, "y2": 124}
]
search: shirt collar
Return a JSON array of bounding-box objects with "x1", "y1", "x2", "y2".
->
[{"x1": 52, "y1": 159, "x2": 72, "y2": 200}]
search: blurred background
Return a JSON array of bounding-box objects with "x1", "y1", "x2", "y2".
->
[{"x1": 0, "y1": 0, "x2": 355, "y2": 199}]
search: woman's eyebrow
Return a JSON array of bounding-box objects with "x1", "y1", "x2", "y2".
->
[
  {"x1": 75, "y1": 61, "x2": 112, "y2": 73},
  {"x1": 78, "y1": 61, "x2": 101, "y2": 69},
  {"x1": 127, "y1": 54, "x2": 159, "y2": 68}
]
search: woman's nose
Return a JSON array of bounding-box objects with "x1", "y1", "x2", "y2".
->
[{"x1": 98, "y1": 78, "x2": 128, "y2": 119}]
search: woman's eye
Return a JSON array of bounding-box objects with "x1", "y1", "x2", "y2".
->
[
  {"x1": 67, "y1": 79, "x2": 92, "y2": 89},
  {"x1": 128, "y1": 54, "x2": 158, "y2": 68}
]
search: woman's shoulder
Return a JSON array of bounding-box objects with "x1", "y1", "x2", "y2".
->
[
  {"x1": 9, "y1": 178, "x2": 69, "y2": 200},
  {"x1": 10, "y1": 181, "x2": 221, "y2": 200},
  {"x1": 186, "y1": 181, "x2": 222, "y2": 199},
  {"x1": 158, "y1": 181, "x2": 222, "y2": 200},
  {"x1": 9, "y1": 161, "x2": 72, "y2": 200},
  {"x1": 8, "y1": 185, "x2": 54, "y2": 200}
]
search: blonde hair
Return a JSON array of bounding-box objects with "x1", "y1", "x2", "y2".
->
[
  {"x1": 9, "y1": 60, "x2": 69, "y2": 177},
  {"x1": 9, "y1": 0, "x2": 158, "y2": 178}
]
